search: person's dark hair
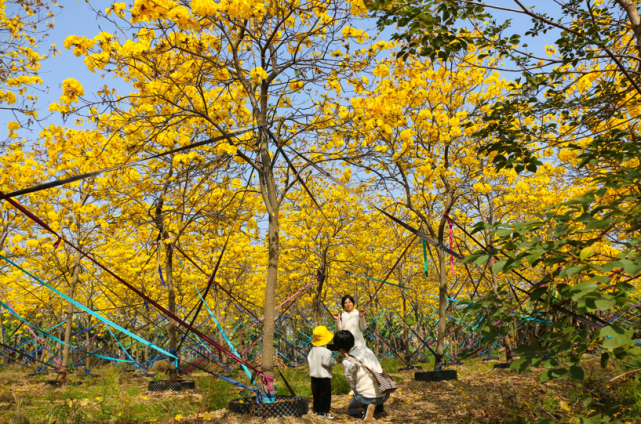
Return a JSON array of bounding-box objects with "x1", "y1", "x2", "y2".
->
[
  {"x1": 333, "y1": 330, "x2": 355, "y2": 352},
  {"x1": 341, "y1": 295, "x2": 355, "y2": 309}
]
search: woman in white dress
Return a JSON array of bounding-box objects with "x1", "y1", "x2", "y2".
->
[{"x1": 332, "y1": 295, "x2": 367, "y2": 347}]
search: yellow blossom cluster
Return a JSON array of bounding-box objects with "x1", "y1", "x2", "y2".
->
[{"x1": 0, "y1": 0, "x2": 57, "y2": 118}]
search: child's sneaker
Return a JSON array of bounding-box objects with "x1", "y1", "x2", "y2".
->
[{"x1": 317, "y1": 412, "x2": 335, "y2": 419}]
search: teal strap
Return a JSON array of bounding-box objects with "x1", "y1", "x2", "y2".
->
[
  {"x1": 0, "y1": 304, "x2": 136, "y2": 363},
  {"x1": 422, "y1": 240, "x2": 429, "y2": 278},
  {"x1": 177, "y1": 256, "x2": 254, "y2": 380},
  {"x1": 519, "y1": 315, "x2": 553, "y2": 324},
  {"x1": 0, "y1": 255, "x2": 176, "y2": 359},
  {"x1": 0, "y1": 301, "x2": 135, "y2": 364},
  {"x1": 424, "y1": 292, "x2": 462, "y2": 303},
  {"x1": 0, "y1": 300, "x2": 69, "y2": 345},
  {"x1": 82, "y1": 350, "x2": 137, "y2": 363},
  {"x1": 103, "y1": 323, "x2": 143, "y2": 369},
  {"x1": 177, "y1": 257, "x2": 274, "y2": 403},
  {"x1": 73, "y1": 343, "x2": 139, "y2": 363},
  {"x1": 347, "y1": 272, "x2": 411, "y2": 290},
  {"x1": 364, "y1": 307, "x2": 389, "y2": 329}
]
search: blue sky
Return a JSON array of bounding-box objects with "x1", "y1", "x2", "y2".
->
[{"x1": 3, "y1": 0, "x2": 563, "y2": 137}]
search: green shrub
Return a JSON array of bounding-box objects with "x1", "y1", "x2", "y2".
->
[
  {"x1": 379, "y1": 358, "x2": 403, "y2": 373},
  {"x1": 331, "y1": 371, "x2": 350, "y2": 395},
  {"x1": 199, "y1": 377, "x2": 249, "y2": 410},
  {"x1": 275, "y1": 367, "x2": 311, "y2": 398}
]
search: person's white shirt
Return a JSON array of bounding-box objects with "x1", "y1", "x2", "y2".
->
[
  {"x1": 336, "y1": 309, "x2": 367, "y2": 347},
  {"x1": 307, "y1": 346, "x2": 337, "y2": 379},
  {"x1": 342, "y1": 345, "x2": 383, "y2": 397}
]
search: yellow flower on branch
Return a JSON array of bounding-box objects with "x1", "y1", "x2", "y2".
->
[{"x1": 249, "y1": 67, "x2": 268, "y2": 82}]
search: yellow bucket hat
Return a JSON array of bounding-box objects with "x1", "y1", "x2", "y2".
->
[{"x1": 311, "y1": 326, "x2": 334, "y2": 347}]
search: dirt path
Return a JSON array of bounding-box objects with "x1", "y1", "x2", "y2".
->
[
  {"x1": 2, "y1": 358, "x2": 627, "y2": 424},
  {"x1": 174, "y1": 363, "x2": 577, "y2": 424}
]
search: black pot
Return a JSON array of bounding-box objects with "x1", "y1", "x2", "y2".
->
[{"x1": 228, "y1": 395, "x2": 309, "y2": 418}]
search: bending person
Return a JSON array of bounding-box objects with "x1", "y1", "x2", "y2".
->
[
  {"x1": 332, "y1": 295, "x2": 367, "y2": 347},
  {"x1": 334, "y1": 330, "x2": 389, "y2": 421}
]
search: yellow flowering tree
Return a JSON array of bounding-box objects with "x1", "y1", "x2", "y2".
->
[
  {"x1": 323, "y1": 50, "x2": 575, "y2": 367},
  {"x1": 49, "y1": 0, "x2": 381, "y2": 378},
  {"x1": 0, "y1": 0, "x2": 60, "y2": 132}
]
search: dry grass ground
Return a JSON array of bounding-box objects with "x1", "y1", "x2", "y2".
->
[{"x1": 0, "y1": 355, "x2": 639, "y2": 424}]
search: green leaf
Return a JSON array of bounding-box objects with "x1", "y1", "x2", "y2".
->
[
  {"x1": 540, "y1": 369, "x2": 552, "y2": 383},
  {"x1": 540, "y1": 368, "x2": 569, "y2": 382},
  {"x1": 599, "y1": 325, "x2": 634, "y2": 349},
  {"x1": 527, "y1": 249, "x2": 545, "y2": 265},
  {"x1": 614, "y1": 281, "x2": 637, "y2": 293},
  {"x1": 569, "y1": 366, "x2": 585, "y2": 380},
  {"x1": 594, "y1": 297, "x2": 616, "y2": 311},
  {"x1": 515, "y1": 343, "x2": 532, "y2": 353},
  {"x1": 509, "y1": 358, "x2": 530, "y2": 373},
  {"x1": 591, "y1": 275, "x2": 611, "y2": 284},
  {"x1": 582, "y1": 396, "x2": 594, "y2": 409},
  {"x1": 472, "y1": 254, "x2": 488, "y2": 266},
  {"x1": 534, "y1": 419, "x2": 554, "y2": 424},
  {"x1": 629, "y1": 357, "x2": 641, "y2": 368},
  {"x1": 461, "y1": 254, "x2": 477, "y2": 264},
  {"x1": 580, "y1": 245, "x2": 595, "y2": 261},
  {"x1": 601, "y1": 352, "x2": 610, "y2": 368},
  {"x1": 561, "y1": 265, "x2": 590, "y2": 278},
  {"x1": 568, "y1": 282, "x2": 599, "y2": 300},
  {"x1": 492, "y1": 259, "x2": 507, "y2": 274},
  {"x1": 619, "y1": 259, "x2": 641, "y2": 277},
  {"x1": 592, "y1": 261, "x2": 621, "y2": 273},
  {"x1": 530, "y1": 286, "x2": 548, "y2": 301}
]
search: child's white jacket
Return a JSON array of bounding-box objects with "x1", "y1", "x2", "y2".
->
[{"x1": 308, "y1": 346, "x2": 337, "y2": 378}]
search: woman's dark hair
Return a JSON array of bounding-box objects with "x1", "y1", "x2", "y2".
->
[
  {"x1": 333, "y1": 330, "x2": 355, "y2": 352},
  {"x1": 341, "y1": 295, "x2": 355, "y2": 309}
]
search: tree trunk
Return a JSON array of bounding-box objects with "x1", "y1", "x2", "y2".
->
[
  {"x1": 513, "y1": 315, "x2": 519, "y2": 347},
  {"x1": 374, "y1": 316, "x2": 379, "y2": 356},
  {"x1": 144, "y1": 325, "x2": 149, "y2": 363},
  {"x1": 152, "y1": 168, "x2": 173, "y2": 373},
  {"x1": 1, "y1": 312, "x2": 6, "y2": 366},
  {"x1": 214, "y1": 287, "x2": 226, "y2": 363},
  {"x1": 261, "y1": 207, "x2": 279, "y2": 376},
  {"x1": 85, "y1": 318, "x2": 91, "y2": 372},
  {"x1": 61, "y1": 251, "x2": 82, "y2": 374},
  {"x1": 40, "y1": 334, "x2": 48, "y2": 365},
  {"x1": 402, "y1": 292, "x2": 409, "y2": 365},
  {"x1": 238, "y1": 326, "x2": 245, "y2": 357},
  {"x1": 450, "y1": 331, "x2": 457, "y2": 360},
  {"x1": 435, "y1": 250, "x2": 447, "y2": 369},
  {"x1": 485, "y1": 193, "x2": 512, "y2": 360},
  {"x1": 490, "y1": 272, "x2": 513, "y2": 361},
  {"x1": 166, "y1": 243, "x2": 177, "y2": 376},
  {"x1": 615, "y1": 0, "x2": 641, "y2": 69}
]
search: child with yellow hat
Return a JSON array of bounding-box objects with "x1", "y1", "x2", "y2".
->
[{"x1": 308, "y1": 326, "x2": 337, "y2": 419}]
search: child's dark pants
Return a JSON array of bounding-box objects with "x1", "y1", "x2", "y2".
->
[{"x1": 311, "y1": 377, "x2": 332, "y2": 413}]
